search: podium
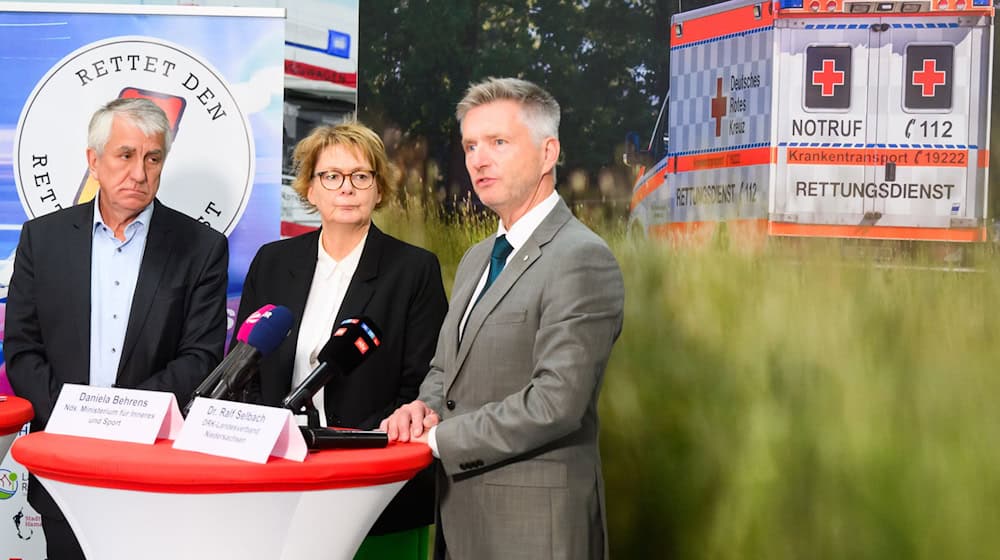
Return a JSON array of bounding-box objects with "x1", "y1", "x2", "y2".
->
[
  {"x1": 0, "y1": 396, "x2": 33, "y2": 457},
  {"x1": 12, "y1": 432, "x2": 431, "y2": 560}
]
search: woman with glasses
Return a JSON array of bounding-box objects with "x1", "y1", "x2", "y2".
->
[{"x1": 234, "y1": 122, "x2": 447, "y2": 559}]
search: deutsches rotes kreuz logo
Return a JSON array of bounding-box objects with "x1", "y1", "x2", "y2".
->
[{"x1": 12, "y1": 36, "x2": 254, "y2": 236}]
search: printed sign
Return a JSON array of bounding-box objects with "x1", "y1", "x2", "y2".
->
[
  {"x1": 905, "y1": 44, "x2": 953, "y2": 111},
  {"x1": 0, "y1": 423, "x2": 42, "y2": 559},
  {"x1": 174, "y1": 398, "x2": 306, "y2": 464},
  {"x1": 13, "y1": 36, "x2": 255, "y2": 234},
  {"x1": 46, "y1": 384, "x2": 183, "y2": 443},
  {"x1": 804, "y1": 46, "x2": 851, "y2": 110}
]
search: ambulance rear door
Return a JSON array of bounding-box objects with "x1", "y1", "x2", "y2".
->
[
  {"x1": 773, "y1": 20, "x2": 878, "y2": 226},
  {"x1": 872, "y1": 16, "x2": 990, "y2": 236}
]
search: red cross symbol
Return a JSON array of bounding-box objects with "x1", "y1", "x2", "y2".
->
[
  {"x1": 812, "y1": 59, "x2": 845, "y2": 97},
  {"x1": 710, "y1": 77, "x2": 727, "y2": 137},
  {"x1": 912, "y1": 59, "x2": 946, "y2": 97}
]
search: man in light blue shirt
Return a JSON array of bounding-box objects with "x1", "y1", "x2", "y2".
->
[
  {"x1": 5, "y1": 97, "x2": 229, "y2": 560},
  {"x1": 89, "y1": 198, "x2": 152, "y2": 388}
]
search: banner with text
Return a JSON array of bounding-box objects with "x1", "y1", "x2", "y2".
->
[{"x1": 0, "y1": 5, "x2": 284, "y2": 556}]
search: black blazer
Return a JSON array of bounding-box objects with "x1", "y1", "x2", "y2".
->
[
  {"x1": 234, "y1": 223, "x2": 447, "y2": 534},
  {"x1": 5, "y1": 198, "x2": 229, "y2": 515}
]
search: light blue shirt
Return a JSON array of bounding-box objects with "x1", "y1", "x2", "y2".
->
[{"x1": 89, "y1": 199, "x2": 153, "y2": 388}]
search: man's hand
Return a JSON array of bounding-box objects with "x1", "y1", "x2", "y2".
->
[{"x1": 379, "y1": 399, "x2": 440, "y2": 442}]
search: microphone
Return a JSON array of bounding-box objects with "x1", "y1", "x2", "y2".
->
[
  {"x1": 184, "y1": 304, "x2": 293, "y2": 415},
  {"x1": 208, "y1": 304, "x2": 294, "y2": 401},
  {"x1": 282, "y1": 316, "x2": 382, "y2": 415},
  {"x1": 298, "y1": 427, "x2": 388, "y2": 450}
]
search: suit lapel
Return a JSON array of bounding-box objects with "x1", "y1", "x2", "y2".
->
[
  {"x1": 449, "y1": 200, "x2": 573, "y2": 388},
  {"x1": 451, "y1": 252, "x2": 486, "y2": 344},
  {"x1": 333, "y1": 224, "x2": 383, "y2": 325},
  {"x1": 452, "y1": 243, "x2": 539, "y2": 378},
  {"x1": 67, "y1": 202, "x2": 95, "y2": 383},
  {"x1": 284, "y1": 232, "x2": 320, "y2": 328},
  {"x1": 273, "y1": 232, "x2": 321, "y2": 388},
  {"x1": 118, "y1": 200, "x2": 174, "y2": 381},
  {"x1": 320, "y1": 225, "x2": 383, "y2": 414}
]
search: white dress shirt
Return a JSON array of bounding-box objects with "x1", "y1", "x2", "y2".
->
[{"x1": 292, "y1": 230, "x2": 367, "y2": 427}]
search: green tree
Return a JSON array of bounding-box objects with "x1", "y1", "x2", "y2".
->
[{"x1": 359, "y1": 0, "x2": 677, "y2": 214}]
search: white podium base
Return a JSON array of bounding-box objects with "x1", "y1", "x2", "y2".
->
[{"x1": 40, "y1": 476, "x2": 405, "y2": 560}]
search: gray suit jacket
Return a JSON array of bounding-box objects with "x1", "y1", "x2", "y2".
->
[{"x1": 419, "y1": 199, "x2": 624, "y2": 560}]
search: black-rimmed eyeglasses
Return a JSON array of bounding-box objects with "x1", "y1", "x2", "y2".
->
[{"x1": 314, "y1": 170, "x2": 377, "y2": 190}]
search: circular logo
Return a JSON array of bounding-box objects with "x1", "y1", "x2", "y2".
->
[
  {"x1": 0, "y1": 469, "x2": 18, "y2": 500},
  {"x1": 13, "y1": 36, "x2": 255, "y2": 235}
]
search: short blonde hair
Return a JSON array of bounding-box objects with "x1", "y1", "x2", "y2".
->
[{"x1": 291, "y1": 122, "x2": 395, "y2": 211}]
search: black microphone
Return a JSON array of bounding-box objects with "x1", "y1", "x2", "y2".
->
[
  {"x1": 282, "y1": 316, "x2": 383, "y2": 414},
  {"x1": 298, "y1": 427, "x2": 388, "y2": 449},
  {"x1": 183, "y1": 304, "x2": 293, "y2": 415}
]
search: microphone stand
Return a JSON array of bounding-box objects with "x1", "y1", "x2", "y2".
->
[
  {"x1": 210, "y1": 364, "x2": 260, "y2": 404},
  {"x1": 302, "y1": 402, "x2": 322, "y2": 429},
  {"x1": 285, "y1": 397, "x2": 322, "y2": 429},
  {"x1": 289, "y1": 393, "x2": 387, "y2": 450},
  {"x1": 183, "y1": 362, "x2": 259, "y2": 417}
]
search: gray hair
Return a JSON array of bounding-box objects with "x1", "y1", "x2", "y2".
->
[
  {"x1": 456, "y1": 77, "x2": 560, "y2": 144},
  {"x1": 87, "y1": 97, "x2": 173, "y2": 156}
]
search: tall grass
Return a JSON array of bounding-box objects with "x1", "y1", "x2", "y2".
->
[
  {"x1": 376, "y1": 195, "x2": 496, "y2": 293},
  {"x1": 378, "y1": 199, "x2": 1000, "y2": 559}
]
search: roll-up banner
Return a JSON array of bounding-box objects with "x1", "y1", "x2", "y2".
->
[{"x1": 0, "y1": 4, "x2": 285, "y2": 555}]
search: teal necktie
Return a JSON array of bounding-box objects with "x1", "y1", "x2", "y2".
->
[{"x1": 475, "y1": 234, "x2": 514, "y2": 306}]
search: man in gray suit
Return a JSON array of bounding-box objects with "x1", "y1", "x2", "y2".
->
[{"x1": 381, "y1": 77, "x2": 625, "y2": 560}]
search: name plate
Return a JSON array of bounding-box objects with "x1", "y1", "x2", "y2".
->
[
  {"x1": 173, "y1": 398, "x2": 307, "y2": 463},
  {"x1": 46, "y1": 384, "x2": 183, "y2": 443}
]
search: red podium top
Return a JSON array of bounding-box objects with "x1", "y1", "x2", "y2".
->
[
  {"x1": 0, "y1": 396, "x2": 33, "y2": 436},
  {"x1": 13, "y1": 432, "x2": 431, "y2": 494}
]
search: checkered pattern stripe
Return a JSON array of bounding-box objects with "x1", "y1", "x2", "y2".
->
[
  {"x1": 803, "y1": 23, "x2": 869, "y2": 29},
  {"x1": 890, "y1": 22, "x2": 960, "y2": 29},
  {"x1": 669, "y1": 28, "x2": 774, "y2": 156},
  {"x1": 802, "y1": 23, "x2": 960, "y2": 30},
  {"x1": 779, "y1": 142, "x2": 975, "y2": 148}
]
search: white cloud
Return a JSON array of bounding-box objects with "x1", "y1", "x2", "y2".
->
[{"x1": 231, "y1": 65, "x2": 284, "y2": 114}]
